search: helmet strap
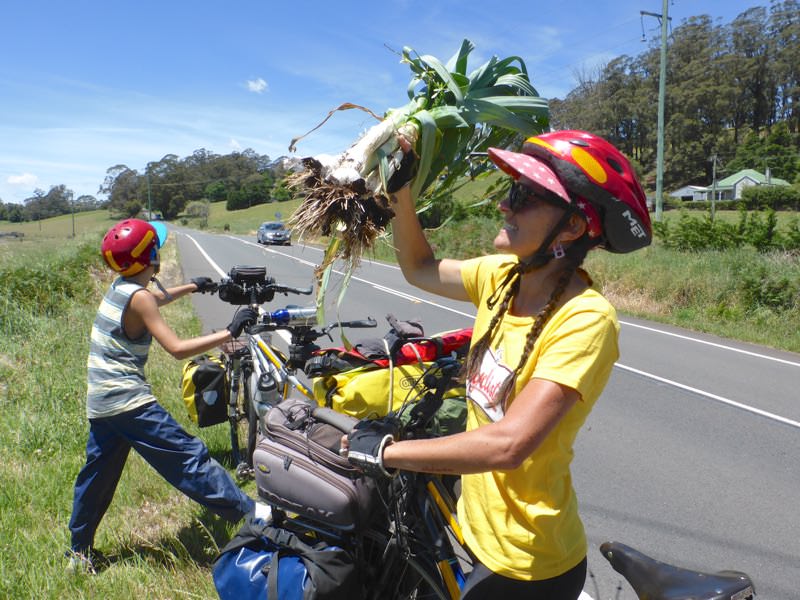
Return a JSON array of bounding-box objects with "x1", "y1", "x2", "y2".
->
[
  {"x1": 485, "y1": 205, "x2": 578, "y2": 310},
  {"x1": 518, "y1": 205, "x2": 578, "y2": 273},
  {"x1": 150, "y1": 276, "x2": 174, "y2": 302}
]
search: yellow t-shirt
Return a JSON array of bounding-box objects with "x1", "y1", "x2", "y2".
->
[{"x1": 458, "y1": 254, "x2": 619, "y2": 581}]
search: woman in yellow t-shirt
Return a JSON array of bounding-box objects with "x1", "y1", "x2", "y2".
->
[{"x1": 344, "y1": 130, "x2": 652, "y2": 599}]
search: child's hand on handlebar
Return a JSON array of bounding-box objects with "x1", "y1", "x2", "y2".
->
[
  {"x1": 227, "y1": 307, "x2": 258, "y2": 338},
  {"x1": 345, "y1": 417, "x2": 401, "y2": 479},
  {"x1": 190, "y1": 276, "x2": 218, "y2": 294}
]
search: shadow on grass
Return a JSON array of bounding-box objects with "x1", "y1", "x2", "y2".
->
[{"x1": 104, "y1": 507, "x2": 240, "y2": 571}]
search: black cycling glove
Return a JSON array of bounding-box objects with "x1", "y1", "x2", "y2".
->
[
  {"x1": 227, "y1": 307, "x2": 258, "y2": 338},
  {"x1": 386, "y1": 150, "x2": 418, "y2": 194},
  {"x1": 347, "y1": 417, "x2": 401, "y2": 478},
  {"x1": 191, "y1": 276, "x2": 218, "y2": 294}
]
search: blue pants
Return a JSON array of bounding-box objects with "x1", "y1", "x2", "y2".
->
[{"x1": 69, "y1": 401, "x2": 254, "y2": 552}]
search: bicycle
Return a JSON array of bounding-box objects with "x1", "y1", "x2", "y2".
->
[
  {"x1": 289, "y1": 353, "x2": 757, "y2": 600},
  {"x1": 257, "y1": 355, "x2": 470, "y2": 600},
  {"x1": 214, "y1": 265, "x2": 377, "y2": 479}
]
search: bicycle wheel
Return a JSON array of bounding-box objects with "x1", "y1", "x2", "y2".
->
[
  {"x1": 360, "y1": 528, "x2": 450, "y2": 600},
  {"x1": 232, "y1": 369, "x2": 258, "y2": 479}
]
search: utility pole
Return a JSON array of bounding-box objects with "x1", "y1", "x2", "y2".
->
[
  {"x1": 70, "y1": 190, "x2": 76, "y2": 237},
  {"x1": 710, "y1": 154, "x2": 718, "y2": 221},
  {"x1": 641, "y1": 1, "x2": 670, "y2": 222},
  {"x1": 146, "y1": 171, "x2": 152, "y2": 219}
]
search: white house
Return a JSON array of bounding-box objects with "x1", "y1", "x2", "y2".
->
[{"x1": 670, "y1": 169, "x2": 791, "y2": 202}]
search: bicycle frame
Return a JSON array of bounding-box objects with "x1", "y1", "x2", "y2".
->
[
  {"x1": 362, "y1": 357, "x2": 470, "y2": 600},
  {"x1": 214, "y1": 264, "x2": 380, "y2": 483},
  {"x1": 221, "y1": 338, "x2": 255, "y2": 478},
  {"x1": 247, "y1": 331, "x2": 314, "y2": 408}
]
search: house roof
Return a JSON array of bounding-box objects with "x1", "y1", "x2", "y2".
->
[
  {"x1": 669, "y1": 185, "x2": 707, "y2": 196},
  {"x1": 716, "y1": 169, "x2": 790, "y2": 188}
]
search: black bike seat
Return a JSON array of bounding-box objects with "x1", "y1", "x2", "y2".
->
[{"x1": 600, "y1": 541, "x2": 755, "y2": 600}]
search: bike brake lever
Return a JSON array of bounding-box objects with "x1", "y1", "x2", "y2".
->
[
  {"x1": 247, "y1": 323, "x2": 271, "y2": 335},
  {"x1": 339, "y1": 318, "x2": 378, "y2": 329}
]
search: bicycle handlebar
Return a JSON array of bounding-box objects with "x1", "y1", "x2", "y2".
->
[{"x1": 215, "y1": 265, "x2": 313, "y2": 306}]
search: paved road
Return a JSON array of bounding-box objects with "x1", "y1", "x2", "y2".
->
[{"x1": 173, "y1": 226, "x2": 799, "y2": 599}]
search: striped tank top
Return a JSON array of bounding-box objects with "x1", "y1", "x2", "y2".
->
[{"x1": 86, "y1": 277, "x2": 156, "y2": 419}]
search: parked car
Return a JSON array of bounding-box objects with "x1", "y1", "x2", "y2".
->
[{"x1": 257, "y1": 221, "x2": 291, "y2": 245}]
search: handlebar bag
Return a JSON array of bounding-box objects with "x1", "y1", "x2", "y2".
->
[
  {"x1": 253, "y1": 398, "x2": 376, "y2": 532},
  {"x1": 180, "y1": 354, "x2": 229, "y2": 428},
  {"x1": 212, "y1": 516, "x2": 357, "y2": 600}
]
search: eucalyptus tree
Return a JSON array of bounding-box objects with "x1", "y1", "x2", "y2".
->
[
  {"x1": 99, "y1": 165, "x2": 142, "y2": 217},
  {"x1": 768, "y1": 0, "x2": 800, "y2": 134},
  {"x1": 663, "y1": 15, "x2": 733, "y2": 186},
  {"x1": 728, "y1": 7, "x2": 773, "y2": 135}
]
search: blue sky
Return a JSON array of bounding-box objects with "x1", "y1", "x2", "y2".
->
[{"x1": 1, "y1": 0, "x2": 760, "y2": 205}]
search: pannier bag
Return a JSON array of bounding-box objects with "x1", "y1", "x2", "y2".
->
[
  {"x1": 181, "y1": 354, "x2": 228, "y2": 427},
  {"x1": 306, "y1": 326, "x2": 472, "y2": 429},
  {"x1": 253, "y1": 398, "x2": 375, "y2": 531},
  {"x1": 212, "y1": 516, "x2": 357, "y2": 600}
]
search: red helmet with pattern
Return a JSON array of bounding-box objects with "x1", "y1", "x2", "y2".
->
[
  {"x1": 488, "y1": 130, "x2": 652, "y2": 253},
  {"x1": 101, "y1": 219, "x2": 164, "y2": 276}
]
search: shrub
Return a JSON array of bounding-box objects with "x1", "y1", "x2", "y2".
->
[
  {"x1": 741, "y1": 185, "x2": 800, "y2": 210},
  {"x1": 654, "y1": 208, "x2": 800, "y2": 252},
  {"x1": 739, "y1": 265, "x2": 799, "y2": 311}
]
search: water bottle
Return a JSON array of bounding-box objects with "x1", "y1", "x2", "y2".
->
[
  {"x1": 250, "y1": 371, "x2": 279, "y2": 419},
  {"x1": 268, "y1": 305, "x2": 318, "y2": 326}
]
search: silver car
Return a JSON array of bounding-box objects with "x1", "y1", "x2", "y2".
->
[{"x1": 257, "y1": 221, "x2": 291, "y2": 245}]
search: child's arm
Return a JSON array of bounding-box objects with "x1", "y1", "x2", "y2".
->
[
  {"x1": 150, "y1": 282, "x2": 195, "y2": 306},
  {"x1": 126, "y1": 289, "x2": 254, "y2": 360}
]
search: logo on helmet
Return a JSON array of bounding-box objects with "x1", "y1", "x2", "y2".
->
[{"x1": 623, "y1": 209, "x2": 648, "y2": 239}]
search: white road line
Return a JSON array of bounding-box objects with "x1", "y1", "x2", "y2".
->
[
  {"x1": 233, "y1": 237, "x2": 320, "y2": 268},
  {"x1": 615, "y1": 363, "x2": 800, "y2": 429},
  {"x1": 620, "y1": 320, "x2": 800, "y2": 368},
  {"x1": 228, "y1": 236, "x2": 478, "y2": 318},
  {"x1": 366, "y1": 281, "x2": 476, "y2": 318},
  {"x1": 183, "y1": 233, "x2": 228, "y2": 277},
  {"x1": 309, "y1": 244, "x2": 800, "y2": 368}
]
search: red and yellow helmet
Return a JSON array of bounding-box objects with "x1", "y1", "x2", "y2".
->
[
  {"x1": 488, "y1": 130, "x2": 652, "y2": 253},
  {"x1": 101, "y1": 219, "x2": 166, "y2": 276}
]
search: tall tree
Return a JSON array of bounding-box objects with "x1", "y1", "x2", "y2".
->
[
  {"x1": 768, "y1": 0, "x2": 800, "y2": 134},
  {"x1": 664, "y1": 16, "x2": 732, "y2": 186},
  {"x1": 100, "y1": 165, "x2": 142, "y2": 216},
  {"x1": 729, "y1": 7, "x2": 773, "y2": 133}
]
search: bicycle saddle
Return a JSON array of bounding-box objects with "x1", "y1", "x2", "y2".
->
[{"x1": 600, "y1": 541, "x2": 755, "y2": 600}]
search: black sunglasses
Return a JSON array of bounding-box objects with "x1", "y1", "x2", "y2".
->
[{"x1": 507, "y1": 182, "x2": 563, "y2": 212}]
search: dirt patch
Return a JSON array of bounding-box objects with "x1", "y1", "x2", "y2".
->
[
  {"x1": 0, "y1": 354, "x2": 12, "y2": 402},
  {"x1": 600, "y1": 281, "x2": 667, "y2": 315}
]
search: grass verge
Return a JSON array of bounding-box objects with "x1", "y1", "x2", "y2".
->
[{"x1": 0, "y1": 234, "x2": 254, "y2": 599}]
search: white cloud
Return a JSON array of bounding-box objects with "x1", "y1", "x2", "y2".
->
[
  {"x1": 246, "y1": 78, "x2": 268, "y2": 93},
  {"x1": 7, "y1": 172, "x2": 38, "y2": 186},
  {"x1": 228, "y1": 138, "x2": 242, "y2": 151}
]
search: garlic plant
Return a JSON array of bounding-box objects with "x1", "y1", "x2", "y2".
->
[{"x1": 287, "y1": 39, "x2": 549, "y2": 308}]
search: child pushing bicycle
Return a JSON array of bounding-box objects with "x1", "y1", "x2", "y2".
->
[{"x1": 66, "y1": 218, "x2": 266, "y2": 574}]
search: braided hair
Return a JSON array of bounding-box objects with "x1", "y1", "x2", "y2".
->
[{"x1": 464, "y1": 234, "x2": 595, "y2": 411}]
